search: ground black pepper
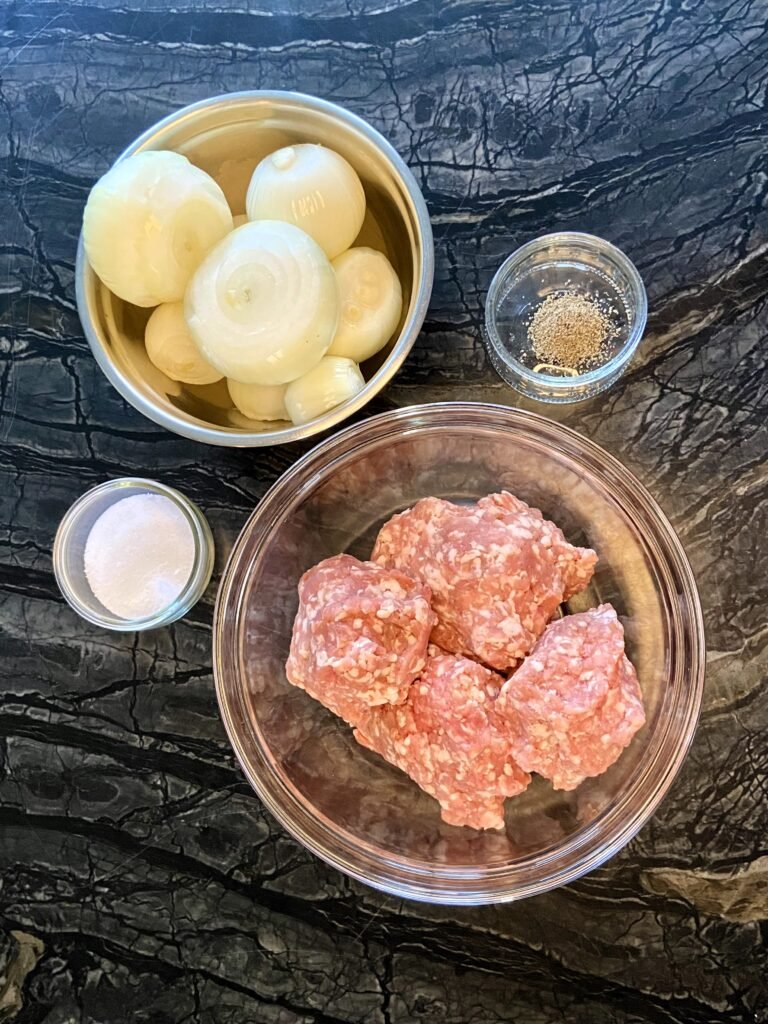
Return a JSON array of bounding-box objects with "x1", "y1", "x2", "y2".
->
[{"x1": 527, "y1": 291, "x2": 616, "y2": 373}]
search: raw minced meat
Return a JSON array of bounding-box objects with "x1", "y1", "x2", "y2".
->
[
  {"x1": 371, "y1": 494, "x2": 597, "y2": 671},
  {"x1": 478, "y1": 491, "x2": 597, "y2": 600},
  {"x1": 354, "y1": 651, "x2": 530, "y2": 829},
  {"x1": 283, "y1": 492, "x2": 642, "y2": 832},
  {"x1": 496, "y1": 604, "x2": 645, "y2": 790},
  {"x1": 285, "y1": 553, "x2": 436, "y2": 726}
]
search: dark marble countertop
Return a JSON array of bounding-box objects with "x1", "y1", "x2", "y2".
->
[{"x1": 1, "y1": 1, "x2": 767, "y2": 1021}]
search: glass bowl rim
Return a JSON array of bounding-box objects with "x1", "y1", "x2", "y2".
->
[
  {"x1": 53, "y1": 477, "x2": 214, "y2": 631},
  {"x1": 213, "y1": 402, "x2": 705, "y2": 904},
  {"x1": 484, "y1": 231, "x2": 648, "y2": 391}
]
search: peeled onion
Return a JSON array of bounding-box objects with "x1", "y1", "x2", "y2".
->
[
  {"x1": 246, "y1": 144, "x2": 366, "y2": 260},
  {"x1": 144, "y1": 302, "x2": 223, "y2": 385},
  {"x1": 328, "y1": 247, "x2": 403, "y2": 362},
  {"x1": 184, "y1": 220, "x2": 338, "y2": 385},
  {"x1": 83, "y1": 150, "x2": 233, "y2": 307},
  {"x1": 227, "y1": 379, "x2": 288, "y2": 421},
  {"x1": 285, "y1": 356, "x2": 365, "y2": 425}
]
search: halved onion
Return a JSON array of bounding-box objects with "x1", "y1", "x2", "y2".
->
[
  {"x1": 328, "y1": 247, "x2": 403, "y2": 362},
  {"x1": 144, "y1": 302, "x2": 223, "y2": 385},
  {"x1": 184, "y1": 220, "x2": 338, "y2": 386},
  {"x1": 246, "y1": 144, "x2": 366, "y2": 260},
  {"x1": 83, "y1": 150, "x2": 233, "y2": 307},
  {"x1": 285, "y1": 356, "x2": 365, "y2": 425},
  {"x1": 227, "y1": 379, "x2": 288, "y2": 421}
]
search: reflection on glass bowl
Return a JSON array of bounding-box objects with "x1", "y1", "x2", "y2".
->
[{"x1": 213, "y1": 403, "x2": 704, "y2": 905}]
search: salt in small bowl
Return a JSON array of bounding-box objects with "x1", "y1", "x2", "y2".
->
[{"x1": 53, "y1": 478, "x2": 214, "y2": 631}]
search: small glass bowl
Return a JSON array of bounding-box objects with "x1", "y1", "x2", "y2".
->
[
  {"x1": 53, "y1": 478, "x2": 214, "y2": 631},
  {"x1": 484, "y1": 232, "x2": 647, "y2": 403}
]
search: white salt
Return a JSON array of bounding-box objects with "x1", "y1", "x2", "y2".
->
[{"x1": 84, "y1": 493, "x2": 195, "y2": 620}]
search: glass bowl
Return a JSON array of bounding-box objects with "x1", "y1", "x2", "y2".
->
[
  {"x1": 213, "y1": 403, "x2": 704, "y2": 904},
  {"x1": 484, "y1": 233, "x2": 647, "y2": 403},
  {"x1": 54, "y1": 478, "x2": 214, "y2": 631}
]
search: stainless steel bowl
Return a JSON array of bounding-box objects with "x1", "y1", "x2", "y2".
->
[{"x1": 75, "y1": 92, "x2": 434, "y2": 446}]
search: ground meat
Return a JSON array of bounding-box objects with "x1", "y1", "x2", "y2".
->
[
  {"x1": 354, "y1": 652, "x2": 530, "y2": 829},
  {"x1": 372, "y1": 495, "x2": 595, "y2": 671},
  {"x1": 283, "y1": 496, "x2": 639, "y2": 831},
  {"x1": 285, "y1": 554, "x2": 436, "y2": 726},
  {"x1": 478, "y1": 491, "x2": 597, "y2": 600},
  {"x1": 496, "y1": 604, "x2": 645, "y2": 790}
]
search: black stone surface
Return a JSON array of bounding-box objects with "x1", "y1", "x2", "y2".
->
[{"x1": 1, "y1": 2, "x2": 767, "y2": 1021}]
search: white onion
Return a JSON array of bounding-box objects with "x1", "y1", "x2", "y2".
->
[
  {"x1": 83, "y1": 150, "x2": 233, "y2": 307},
  {"x1": 144, "y1": 302, "x2": 223, "y2": 385},
  {"x1": 246, "y1": 144, "x2": 366, "y2": 260},
  {"x1": 227, "y1": 379, "x2": 288, "y2": 421},
  {"x1": 285, "y1": 356, "x2": 365, "y2": 425},
  {"x1": 328, "y1": 247, "x2": 403, "y2": 362},
  {"x1": 184, "y1": 220, "x2": 338, "y2": 386}
]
